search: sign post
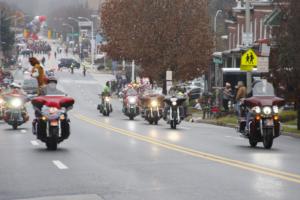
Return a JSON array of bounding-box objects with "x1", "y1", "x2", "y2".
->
[
  {"x1": 166, "y1": 70, "x2": 173, "y2": 95},
  {"x1": 240, "y1": 48, "x2": 258, "y2": 93},
  {"x1": 257, "y1": 57, "x2": 269, "y2": 73}
]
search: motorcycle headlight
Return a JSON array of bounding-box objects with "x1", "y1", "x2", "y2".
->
[
  {"x1": 263, "y1": 106, "x2": 272, "y2": 115},
  {"x1": 49, "y1": 107, "x2": 58, "y2": 114},
  {"x1": 273, "y1": 106, "x2": 279, "y2": 114},
  {"x1": 105, "y1": 97, "x2": 110, "y2": 102},
  {"x1": 128, "y1": 97, "x2": 136, "y2": 104},
  {"x1": 253, "y1": 106, "x2": 261, "y2": 114},
  {"x1": 151, "y1": 100, "x2": 158, "y2": 107},
  {"x1": 10, "y1": 98, "x2": 22, "y2": 108},
  {"x1": 172, "y1": 101, "x2": 177, "y2": 106}
]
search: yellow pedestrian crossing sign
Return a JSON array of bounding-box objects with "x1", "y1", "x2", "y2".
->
[{"x1": 240, "y1": 49, "x2": 257, "y2": 71}]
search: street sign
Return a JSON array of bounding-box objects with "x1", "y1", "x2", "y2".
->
[
  {"x1": 166, "y1": 71, "x2": 172, "y2": 81},
  {"x1": 260, "y1": 44, "x2": 271, "y2": 57},
  {"x1": 213, "y1": 57, "x2": 223, "y2": 65},
  {"x1": 257, "y1": 57, "x2": 269, "y2": 73},
  {"x1": 240, "y1": 49, "x2": 257, "y2": 71},
  {"x1": 78, "y1": 21, "x2": 92, "y2": 27}
]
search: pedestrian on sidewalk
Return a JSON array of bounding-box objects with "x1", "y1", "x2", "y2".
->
[
  {"x1": 235, "y1": 81, "x2": 246, "y2": 117},
  {"x1": 222, "y1": 82, "x2": 233, "y2": 112}
]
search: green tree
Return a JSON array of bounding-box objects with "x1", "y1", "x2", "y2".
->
[{"x1": 0, "y1": 8, "x2": 15, "y2": 58}]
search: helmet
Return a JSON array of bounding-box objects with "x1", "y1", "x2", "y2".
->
[
  {"x1": 10, "y1": 82, "x2": 21, "y2": 89},
  {"x1": 47, "y1": 77, "x2": 58, "y2": 84}
]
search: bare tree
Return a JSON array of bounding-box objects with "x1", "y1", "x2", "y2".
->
[
  {"x1": 101, "y1": 0, "x2": 213, "y2": 82},
  {"x1": 272, "y1": 0, "x2": 300, "y2": 129}
]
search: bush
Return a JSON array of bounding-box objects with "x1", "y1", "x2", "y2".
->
[{"x1": 280, "y1": 110, "x2": 297, "y2": 122}]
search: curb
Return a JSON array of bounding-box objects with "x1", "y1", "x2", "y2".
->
[{"x1": 190, "y1": 119, "x2": 300, "y2": 138}]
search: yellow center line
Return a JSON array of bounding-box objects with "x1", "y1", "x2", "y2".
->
[{"x1": 73, "y1": 113, "x2": 300, "y2": 184}]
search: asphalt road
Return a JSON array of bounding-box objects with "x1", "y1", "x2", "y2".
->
[{"x1": 0, "y1": 51, "x2": 300, "y2": 200}]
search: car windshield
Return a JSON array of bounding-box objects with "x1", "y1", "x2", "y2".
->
[{"x1": 253, "y1": 80, "x2": 275, "y2": 96}]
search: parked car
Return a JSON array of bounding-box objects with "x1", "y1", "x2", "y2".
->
[
  {"x1": 187, "y1": 87, "x2": 202, "y2": 100},
  {"x1": 23, "y1": 78, "x2": 38, "y2": 95},
  {"x1": 58, "y1": 58, "x2": 80, "y2": 69},
  {"x1": 20, "y1": 49, "x2": 33, "y2": 56}
]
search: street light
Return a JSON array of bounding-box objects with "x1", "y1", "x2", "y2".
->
[
  {"x1": 68, "y1": 17, "x2": 82, "y2": 59},
  {"x1": 78, "y1": 16, "x2": 95, "y2": 67},
  {"x1": 63, "y1": 23, "x2": 74, "y2": 42},
  {"x1": 214, "y1": 10, "x2": 223, "y2": 51}
]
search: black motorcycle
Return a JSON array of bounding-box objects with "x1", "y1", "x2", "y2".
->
[
  {"x1": 32, "y1": 96, "x2": 74, "y2": 150},
  {"x1": 3, "y1": 95, "x2": 29, "y2": 129},
  {"x1": 164, "y1": 96, "x2": 186, "y2": 129},
  {"x1": 97, "y1": 95, "x2": 112, "y2": 116},
  {"x1": 142, "y1": 96, "x2": 164, "y2": 125}
]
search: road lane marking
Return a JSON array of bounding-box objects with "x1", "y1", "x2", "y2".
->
[
  {"x1": 21, "y1": 130, "x2": 27, "y2": 133},
  {"x1": 30, "y1": 140, "x2": 39, "y2": 146},
  {"x1": 53, "y1": 160, "x2": 68, "y2": 170},
  {"x1": 73, "y1": 113, "x2": 300, "y2": 184}
]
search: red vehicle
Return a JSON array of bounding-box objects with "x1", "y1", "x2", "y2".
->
[
  {"x1": 122, "y1": 88, "x2": 140, "y2": 120},
  {"x1": 238, "y1": 81, "x2": 284, "y2": 149},
  {"x1": 32, "y1": 95, "x2": 74, "y2": 150}
]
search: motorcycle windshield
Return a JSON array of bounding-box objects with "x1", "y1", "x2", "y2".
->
[
  {"x1": 253, "y1": 81, "x2": 275, "y2": 97},
  {"x1": 127, "y1": 89, "x2": 137, "y2": 96}
]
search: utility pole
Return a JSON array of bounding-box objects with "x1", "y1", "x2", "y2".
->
[
  {"x1": 131, "y1": 60, "x2": 135, "y2": 83},
  {"x1": 245, "y1": 0, "x2": 252, "y2": 93}
]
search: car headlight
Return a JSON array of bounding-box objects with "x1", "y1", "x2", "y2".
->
[
  {"x1": 253, "y1": 106, "x2": 261, "y2": 114},
  {"x1": 263, "y1": 106, "x2": 272, "y2": 115},
  {"x1": 128, "y1": 97, "x2": 136, "y2": 104},
  {"x1": 273, "y1": 106, "x2": 279, "y2": 114},
  {"x1": 105, "y1": 97, "x2": 110, "y2": 102},
  {"x1": 151, "y1": 100, "x2": 158, "y2": 107},
  {"x1": 172, "y1": 101, "x2": 177, "y2": 106},
  {"x1": 11, "y1": 98, "x2": 22, "y2": 108}
]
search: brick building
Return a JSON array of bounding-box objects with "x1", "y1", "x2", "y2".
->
[{"x1": 211, "y1": 0, "x2": 283, "y2": 91}]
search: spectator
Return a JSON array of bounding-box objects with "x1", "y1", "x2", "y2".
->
[{"x1": 222, "y1": 82, "x2": 233, "y2": 112}]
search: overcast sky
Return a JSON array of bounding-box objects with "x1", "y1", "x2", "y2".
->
[{"x1": 0, "y1": 0, "x2": 86, "y2": 15}]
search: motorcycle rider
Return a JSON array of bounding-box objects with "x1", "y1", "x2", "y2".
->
[
  {"x1": 3, "y1": 82, "x2": 29, "y2": 122},
  {"x1": 244, "y1": 79, "x2": 263, "y2": 132},
  {"x1": 41, "y1": 77, "x2": 64, "y2": 96},
  {"x1": 101, "y1": 81, "x2": 111, "y2": 103},
  {"x1": 33, "y1": 77, "x2": 65, "y2": 132},
  {"x1": 235, "y1": 81, "x2": 246, "y2": 117}
]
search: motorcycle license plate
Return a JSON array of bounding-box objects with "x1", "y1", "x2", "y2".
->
[
  {"x1": 50, "y1": 120, "x2": 59, "y2": 126},
  {"x1": 265, "y1": 119, "x2": 274, "y2": 126}
]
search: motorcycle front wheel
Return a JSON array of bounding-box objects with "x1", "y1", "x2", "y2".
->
[
  {"x1": 263, "y1": 129, "x2": 274, "y2": 149},
  {"x1": 12, "y1": 124, "x2": 18, "y2": 130},
  {"x1": 170, "y1": 120, "x2": 177, "y2": 129},
  {"x1": 46, "y1": 128, "x2": 58, "y2": 150}
]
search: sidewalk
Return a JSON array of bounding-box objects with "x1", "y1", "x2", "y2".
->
[{"x1": 187, "y1": 109, "x2": 300, "y2": 138}]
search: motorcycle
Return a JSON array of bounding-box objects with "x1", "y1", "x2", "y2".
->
[
  {"x1": 32, "y1": 96, "x2": 74, "y2": 150},
  {"x1": 164, "y1": 96, "x2": 186, "y2": 129},
  {"x1": 3, "y1": 94, "x2": 29, "y2": 129},
  {"x1": 237, "y1": 81, "x2": 284, "y2": 149},
  {"x1": 141, "y1": 95, "x2": 164, "y2": 125},
  {"x1": 123, "y1": 95, "x2": 139, "y2": 120},
  {"x1": 0, "y1": 96, "x2": 6, "y2": 120},
  {"x1": 97, "y1": 95, "x2": 112, "y2": 116}
]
